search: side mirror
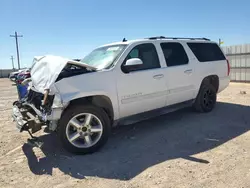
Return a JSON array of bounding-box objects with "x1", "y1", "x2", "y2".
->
[
  {"x1": 125, "y1": 58, "x2": 143, "y2": 66},
  {"x1": 122, "y1": 58, "x2": 143, "y2": 73}
]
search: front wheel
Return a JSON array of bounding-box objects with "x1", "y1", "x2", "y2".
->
[
  {"x1": 193, "y1": 84, "x2": 217, "y2": 113},
  {"x1": 58, "y1": 105, "x2": 111, "y2": 154}
]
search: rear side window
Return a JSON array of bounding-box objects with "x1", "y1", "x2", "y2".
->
[
  {"x1": 160, "y1": 42, "x2": 189, "y2": 67},
  {"x1": 187, "y1": 43, "x2": 225, "y2": 62}
]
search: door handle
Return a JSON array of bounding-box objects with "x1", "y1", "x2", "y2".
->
[
  {"x1": 184, "y1": 69, "x2": 193, "y2": 74},
  {"x1": 153, "y1": 74, "x2": 164, "y2": 79}
]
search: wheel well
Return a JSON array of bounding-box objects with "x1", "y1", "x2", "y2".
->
[
  {"x1": 69, "y1": 95, "x2": 114, "y2": 123},
  {"x1": 201, "y1": 75, "x2": 219, "y2": 92}
]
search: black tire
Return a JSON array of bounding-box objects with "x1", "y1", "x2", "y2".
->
[
  {"x1": 58, "y1": 104, "x2": 111, "y2": 154},
  {"x1": 193, "y1": 83, "x2": 217, "y2": 113}
]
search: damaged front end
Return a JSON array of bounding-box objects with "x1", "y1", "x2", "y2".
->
[
  {"x1": 12, "y1": 87, "x2": 64, "y2": 134},
  {"x1": 12, "y1": 55, "x2": 96, "y2": 139}
]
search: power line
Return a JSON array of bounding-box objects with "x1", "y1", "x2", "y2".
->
[
  {"x1": 10, "y1": 31, "x2": 23, "y2": 70},
  {"x1": 10, "y1": 56, "x2": 15, "y2": 69}
]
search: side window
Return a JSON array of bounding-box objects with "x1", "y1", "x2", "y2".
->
[
  {"x1": 187, "y1": 43, "x2": 226, "y2": 62},
  {"x1": 160, "y1": 42, "x2": 189, "y2": 67},
  {"x1": 128, "y1": 49, "x2": 139, "y2": 59},
  {"x1": 123, "y1": 43, "x2": 160, "y2": 72}
]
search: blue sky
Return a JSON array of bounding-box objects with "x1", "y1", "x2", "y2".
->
[{"x1": 0, "y1": 0, "x2": 249, "y2": 69}]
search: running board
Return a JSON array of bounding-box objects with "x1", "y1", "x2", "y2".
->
[{"x1": 115, "y1": 100, "x2": 193, "y2": 126}]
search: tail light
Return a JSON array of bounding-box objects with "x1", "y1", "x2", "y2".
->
[{"x1": 226, "y1": 59, "x2": 230, "y2": 76}]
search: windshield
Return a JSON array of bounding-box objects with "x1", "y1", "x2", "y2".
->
[{"x1": 80, "y1": 44, "x2": 127, "y2": 70}]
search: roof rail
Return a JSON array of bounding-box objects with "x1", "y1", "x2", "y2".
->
[
  {"x1": 147, "y1": 36, "x2": 166, "y2": 40},
  {"x1": 147, "y1": 36, "x2": 210, "y2": 41}
]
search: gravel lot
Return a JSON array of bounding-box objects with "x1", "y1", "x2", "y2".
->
[{"x1": 0, "y1": 78, "x2": 250, "y2": 188}]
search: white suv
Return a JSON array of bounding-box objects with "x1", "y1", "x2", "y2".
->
[{"x1": 12, "y1": 36, "x2": 230, "y2": 154}]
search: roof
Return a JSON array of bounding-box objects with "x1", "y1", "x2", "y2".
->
[
  {"x1": 98, "y1": 39, "x2": 143, "y2": 47},
  {"x1": 98, "y1": 36, "x2": 215, "y2": 48}
]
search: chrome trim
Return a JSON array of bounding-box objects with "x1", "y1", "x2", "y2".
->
[{"x1": 12, "y1": 105, "x2": 27, "y2": 131}]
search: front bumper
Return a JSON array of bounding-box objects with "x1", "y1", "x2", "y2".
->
[
  {"x1": 12, "y1": 105, "x2": 27, "y2": 132},
  {"x1": 12, "y1": 102, "x2": 63, "y2": 133},
  {"x1": 12, "y1": 104, "x2": 44, "y2": 133}
]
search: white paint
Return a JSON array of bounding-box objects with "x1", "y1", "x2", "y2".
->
[{"x1": 53, "y1": 38, "x2": 229, "y2": 121}]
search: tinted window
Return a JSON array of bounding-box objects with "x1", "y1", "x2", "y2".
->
[
  {"x1": 124, "y1": 43, "x2": 160, "y2": 71},
  {"x1": 160, "y1": 42, "x2": 189, "y2": 67},
  {"x1": 187, "y1": 43, "x2": 225, "y2": 62}
]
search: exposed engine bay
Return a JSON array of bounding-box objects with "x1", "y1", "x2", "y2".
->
[{"x1": 57, "y1": 62, "x2": 94, "y2": 81}]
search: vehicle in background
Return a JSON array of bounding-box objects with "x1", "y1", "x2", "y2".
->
[
  {"x1": 9, "y1": 69, "x2": 30, "y2": 82},
  {"x1": 9, "y1": 70, "x2": 21, "y2": 81},
  {"x1": 15, "y1": 71, "x2": 31, "y2": 84}
]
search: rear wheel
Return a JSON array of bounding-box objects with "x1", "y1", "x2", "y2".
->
[
  {"x1": 58, "y1": 104, "x2": 111, "y2": 154},
  {"x1": 194, "y1": 84, "x2": 217, "y2": 113}
]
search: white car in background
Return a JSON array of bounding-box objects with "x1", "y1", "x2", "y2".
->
[
  {"x1": 9, "y1": 69, "x2": 30, "y2": 81},
  {"x1": 12, "y1": 36, "x2": 230, "y2": 154}
]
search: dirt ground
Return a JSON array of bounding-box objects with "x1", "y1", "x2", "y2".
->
[{"x1": 0, "y1": 78, "x2": 250, "y2": 188}]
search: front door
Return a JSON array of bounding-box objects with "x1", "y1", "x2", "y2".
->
[{"x1": 117, "y1": 43, "x2": 166, "y2": 118}]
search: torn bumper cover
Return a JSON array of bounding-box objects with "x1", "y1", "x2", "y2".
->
[{"x1": 12, "y1": 102, "x2": 64, "y2": 133}]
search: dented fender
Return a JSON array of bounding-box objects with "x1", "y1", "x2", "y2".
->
[{"x1": 54, "y1": 71, "x2": 119, "y2": 120}]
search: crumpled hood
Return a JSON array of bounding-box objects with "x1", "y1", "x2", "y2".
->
[{"x1": 30, "y1": 55, "x2": 96, "y2": 95}]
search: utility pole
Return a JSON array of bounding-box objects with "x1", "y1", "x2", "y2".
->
[
  {"x1": 219, "y1": 38, "x2": 224, "y2": 46},
  {"x1": 10, "y1": 56, "x2": 15, "y2": 69},
  {"x1": 10, "y1": 31, "x2": 23, "y2": 70}
]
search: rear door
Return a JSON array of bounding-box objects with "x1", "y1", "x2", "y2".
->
[{"x1": 160, "y1": 42, "x2": 196, "y2": 105}]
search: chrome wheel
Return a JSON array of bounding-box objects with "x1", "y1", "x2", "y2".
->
[{"x1": 66, "y1": 113, "x2": 103, "y2": 148}]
